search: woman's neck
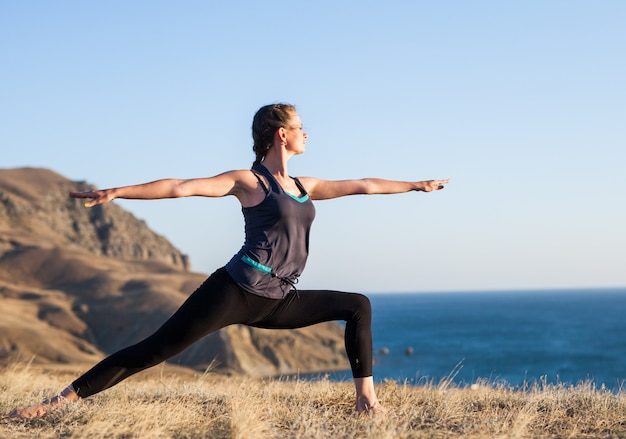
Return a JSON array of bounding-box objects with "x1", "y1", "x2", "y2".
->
[{"x1": 261, "y1": 148, "x2": 292, "y2": 178}]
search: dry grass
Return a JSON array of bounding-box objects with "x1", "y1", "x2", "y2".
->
[{"x1": 2, "y1": 362, "x2": 626, "y2": 438}]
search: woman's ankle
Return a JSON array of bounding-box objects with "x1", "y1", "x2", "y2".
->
[{"x1": 59, "y1": 384, "x2": 79, "y2": 401}]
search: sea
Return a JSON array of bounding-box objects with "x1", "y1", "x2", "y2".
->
[{"x1": 312, "y1": 288, "x2": 626, "y2": 391}]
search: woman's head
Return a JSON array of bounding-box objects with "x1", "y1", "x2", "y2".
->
[{"x1": 252, "y1": 103, "x2": 297, "y2": 166}]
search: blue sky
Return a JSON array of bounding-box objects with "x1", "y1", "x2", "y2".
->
[{"x1": 2, "y1": 1, "x2": 625, "y2": 292}]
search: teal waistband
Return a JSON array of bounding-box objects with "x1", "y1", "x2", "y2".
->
[{"x1": 241, "y1": 255, "x2": 272, "y2": 274}]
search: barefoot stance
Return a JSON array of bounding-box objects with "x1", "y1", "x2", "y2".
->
[
  {"x1": 8, "y1": 388, "x2": 78, "y2": 421},
  {"x1": 356, "y1": 397, "x2": 387, "y2": 416},
  {"x1": 8, "y1": 403, "x2": 51, "y2": 421}
]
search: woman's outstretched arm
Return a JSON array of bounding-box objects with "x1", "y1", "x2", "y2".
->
[
  {"x1": 70, "y1": 170, "x2": 258, "y2": 207},
  {"x1": 298, "y1": 177, "x2": 450, "y2": 201}
]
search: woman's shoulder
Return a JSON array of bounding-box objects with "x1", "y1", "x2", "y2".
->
[
  {"x1": 212, "y1": 169, "x2": 258, "y2": 182},
  {"x1": 223, "y1": 169, "x2": 270, "y2": 207},
  {"x1": 294, "y1": 176, "x2": 320, "y2": 190}
]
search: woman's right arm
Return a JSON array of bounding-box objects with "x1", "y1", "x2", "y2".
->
[{"x1": 70, "y1": 170, "x2": 257, "y2": 207}]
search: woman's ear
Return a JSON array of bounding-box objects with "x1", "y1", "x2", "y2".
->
[{"x1": 276, "y1": 127, "x2": 287, "y2": 145}]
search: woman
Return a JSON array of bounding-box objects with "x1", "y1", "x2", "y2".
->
[{"x1": 8, "y1": 103, "x2": 449, "y2": 419}]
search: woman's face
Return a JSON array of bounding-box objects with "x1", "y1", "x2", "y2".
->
[{"x1": 283, "y1": 112, "x2": 308, "y2": 155}]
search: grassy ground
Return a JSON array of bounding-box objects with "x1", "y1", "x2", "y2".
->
[{"x1": 2, "y1": 362, "x2": 625, "y2": 438}]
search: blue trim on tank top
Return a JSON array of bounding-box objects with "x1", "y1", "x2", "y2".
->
[
  {"x1": 284, "y1": 191, "x2": 310, "y2": 203},
  {"x1": 241, "y1": 255, "x2": 272, "y2": 274}
]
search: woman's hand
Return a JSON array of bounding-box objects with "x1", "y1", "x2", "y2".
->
[
  {"x1": 417, "y1": 179, "x2": 450, "y2": 192},
  {"x1": 70, "y1": 189, "x2": 116, "y2": 208}
]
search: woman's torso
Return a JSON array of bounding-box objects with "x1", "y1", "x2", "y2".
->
[{"x1": 225, "y1": 164, "x2": 316, "y2": 298}]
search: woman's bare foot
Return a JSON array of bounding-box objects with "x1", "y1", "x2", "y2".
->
[
  {"x1": 355, "y1": 395, "x2": 387, "y2": 415},
  {"x1": 7, "y1": 385, "x2": 78, "y2": 422},
  {"x1": 353, "y1": 376, "x2": 386, "y2": 415},
  {"x1": 8, "y1": 403, "x2": 51, "y2": 421}
]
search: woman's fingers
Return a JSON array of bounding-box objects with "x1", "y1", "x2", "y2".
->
[
  {"x1": 423, "y1": 179, "x2": 450, "y2": 191},
  {"x1": 435, "y1": 179, "x2": 450, "y2": 190},
  {"x1": 69, "y1": 191, "x2": 104, "y2": 207}
]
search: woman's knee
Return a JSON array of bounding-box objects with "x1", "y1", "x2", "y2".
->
[{"x1": 350, "y1": 293, "x2": 372, "y2": 321}]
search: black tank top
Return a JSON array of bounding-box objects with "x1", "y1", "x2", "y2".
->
[{"x1": 225, "y1": 164, "x2": 316, "y2": 298}]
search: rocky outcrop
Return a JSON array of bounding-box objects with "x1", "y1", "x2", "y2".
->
[
  {"x1": 0, "y1": 167, "x2": 349, "y2": 377},
  {"x1": 0, "y1": 167, "x2": 188, "y2": 270}
]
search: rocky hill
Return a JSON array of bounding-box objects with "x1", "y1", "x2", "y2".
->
[
  {"x1": 0, "y1": 167, "x2": 189, "y2": 270},
  {"x1": 0, "y1": 167, "x2": 349, "y2": 377}
]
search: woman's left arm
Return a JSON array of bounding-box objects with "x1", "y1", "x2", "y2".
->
[{"x1": 298, "y1": 177, "x2": 450, "y2": 201}]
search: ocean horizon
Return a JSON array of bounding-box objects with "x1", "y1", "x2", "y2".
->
[{"x1": 305, "y1": 287, "x2": 626, "y2": 391}]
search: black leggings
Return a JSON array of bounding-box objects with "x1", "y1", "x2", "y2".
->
[{"x1": 72, "y1": 268, "x2": 373, "y2": 398}]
